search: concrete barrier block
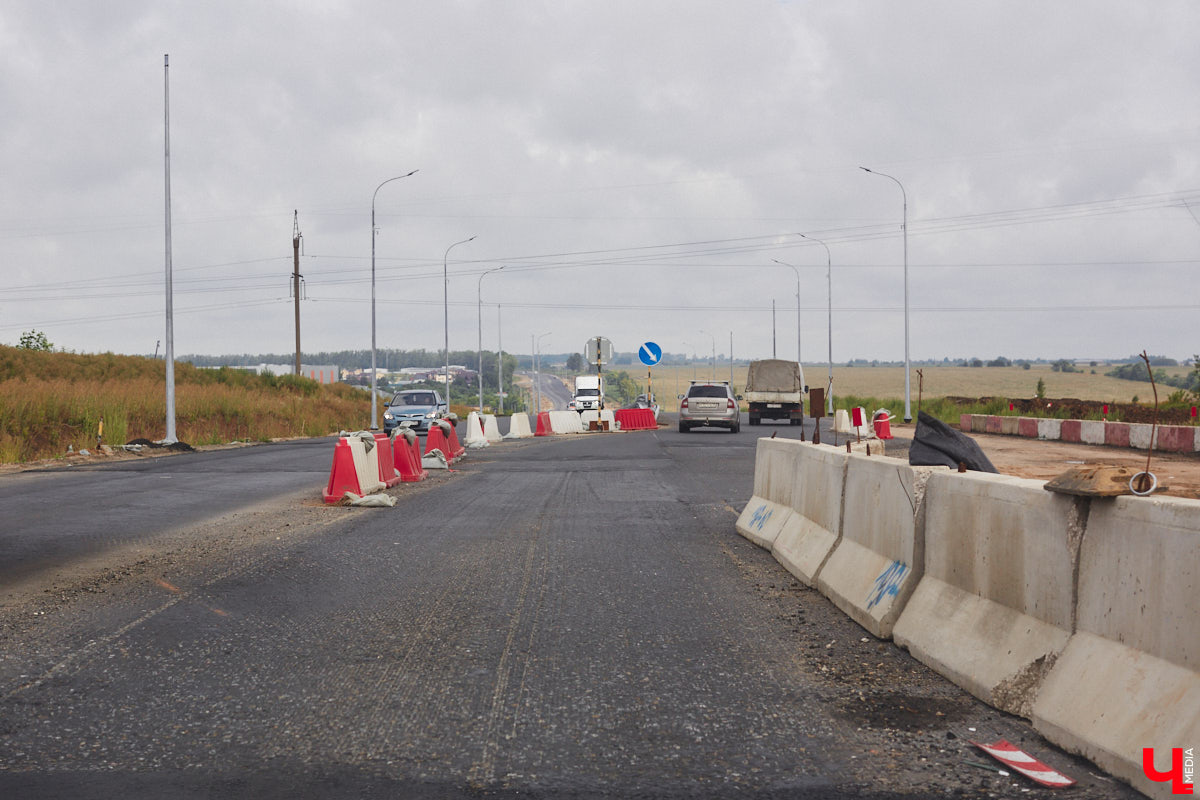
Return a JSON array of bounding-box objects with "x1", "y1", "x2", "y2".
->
[
  {"x1": 1129, "y1": 423, "x2": 1155, "y2": 450},
  {"x1": 503, "y1": 413, "x2": 534, "y2": 439},
  {"x1": 1037, "y1": 418, "x2": 1062, "y2": 440},
  {"x1": 1033, "y1": 494, "x2": 1200, "y2": 798},
  {"x1": 893, "y1": 471, "x2": 1083, "y2": 717},
  {"x1": 959, "y1": 414, "x2": 971, "y2": 431},
  {"x1": 1079, "y1": 420, "x2": 1105, "y2": 445},
  {"x1": 815, "y1": 454, "x2": 936, "y2": 638},
  {"x1": 971, "y1": 415, "x2": 988, "y2": 433},
  {"x1": 1103, "y1": 421, "x2": 1130, "y2": 448},
  {"x1": 481, "y1": 414, "x2": 503, "y2": 443},
  {"x1": 1156, "y1": 425, "x2": 1195, "y2": 453},
  {"x1": 773, "y1": 443, "x2": 847, "y2": 586},
  {"x1": 1017, "y1": 417, "x2": 1038, "y2": 438},
  {"x1": 1000, "y1": 416, "x2": 1019, "y2": 435},
  {"x1": 735, "y1": 499, "x2": 793, "y2": 550},
  {"x1": 751, "y1": 438, "x2": 802, "y2": 508},
  {"x1": 1060, "y1": 419, "x2": 1082, "y2": 442},
  {"x1": 985, "y1": 415, "x2": 1002, "y2": 434}
]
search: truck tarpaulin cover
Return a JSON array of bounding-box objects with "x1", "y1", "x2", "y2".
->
[
  {"x1": 909, "y1": 411, "x2": 998, "y2": 473},
  {"x1": 746, "y1": 359, "x2": 801, "y2": 391}
]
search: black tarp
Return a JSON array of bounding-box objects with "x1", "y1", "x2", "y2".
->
[{"x1": 908, "y1": 411, "x2": 998, "y2": 473}]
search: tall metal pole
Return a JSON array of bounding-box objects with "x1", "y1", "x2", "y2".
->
[
  {"x1": 729, "y1": 331, "x2": 734, "y2": 386},
  {"x1": 769, "y1": 258, "x2": 804, "y2": 389},
  {"x1": 861, "y1": 166, "x2": 911, "y2": 422},
  {"x1": 799, "y1": 234, "x2": 834, "y2": 415},
  {"x1": 496, "y1": 305, "x2": 504, "y2": 414},
  {"x1": 370, "y1": 169, "x2": 418, "y2": 429},
  {"x1": 700, "y1": 330, "x2": 715, "y2": 379},
  {"x1": 444, "y1": 236, "x2": 476, "y2": 403},
  {"x1": 477, "y1": 266, "x2": 504, "y2": 410},
  {"x1": 293, "y1": 211, "x2": 302, "y2": 376},
  {"x1": 163, "y1": 54, "x2": 176, "y2": 444},
  {"x1": 534, "y1": 331, "x2": 551, "y2": 413}
]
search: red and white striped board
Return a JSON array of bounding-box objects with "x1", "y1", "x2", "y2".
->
[{"x1": 970, "y1": 739, "x2": 1075, "y2": 788}]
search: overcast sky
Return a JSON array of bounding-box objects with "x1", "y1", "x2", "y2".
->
[{"x1": 2, "y1": 1, "x2": 1198, "y2": 367}]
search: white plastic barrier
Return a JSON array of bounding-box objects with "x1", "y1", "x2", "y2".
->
[
  {"x1": 816, "y1": 453, "x2": 936, "y2": 639},
  {"x1": 772, "y1": 443, "x2": 847, "y2": 586},
  {"x1": 503, "y1": 413, "x2": 533, "y2": 439},
  {"x1": 1033, "y1": 495, "x2": 1200, "y2": 800},
  {"x1": 833, "y1": 409, "x2": 853, "y2": 434},
  {"x1": 481, "y1": 414, "x2": 503, "y2": 443},
  {"x1": 347, "y1": 433, "x2": 386, "y2": 495},
  {"x1": 579, "y1": 409, "x2": 617, "y2": 431},
  {"x1": 548, "y1": 410, "x2": 585, "y2": 434},
  {"x1": 735, "y1": 438, "x2": 803, "y2": 549},
  {"x1": 464, "y1": 412, "x2": 490, "y2": 448},
  {"x1": 893, "y1": 471, "x2": 1082, "y2": 717}
]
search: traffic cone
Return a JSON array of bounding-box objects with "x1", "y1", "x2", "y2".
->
[{"x1": 322, "y1": 438, "x2": 362, "y2": 503}]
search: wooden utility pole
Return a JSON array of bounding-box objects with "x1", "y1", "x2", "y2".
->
[{"x1": 292, "y1": 211, "x2": 302, "y2": 375}]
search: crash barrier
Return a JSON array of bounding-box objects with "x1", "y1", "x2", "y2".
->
[
  {"x1": 443, "y1": 418, "x2": 466, "y2": 459},
  {"x1": 505, "y1": 413, "x2": 534, "y2": 439},
  {"x1": 322, "y1": 432, "x2": 388, "y2": 504},
  {"x1": 817, "y1": 453, "x2": 934, "y2": 639},
  {"x1": 481, "y1": 414, "x2": 503, "y2": 443},
  {"x1": 372, "y1": 433, "x2": 402, "y2": 488},
  {"x1": 548, "y1": 410, "x2": 585, "y2": 435},
  {"x1": 960, "y1": 413, "x2": 1200, "y2": 454},
  {"x1": 464, "y1": 412, "x2": 489, "y2": 448},
  {"x1": 766, "y1": 441, "x2": 848, "y2": 585},
  {"x1": 833, "y1": 407, "x2": 876, "y2": 438},
  {"x1": 738, "y1": 436, "x2": 1200, "y2": 798},
  {"x1": 424, "y1": 423, "x2": 452, "y2": 459},
  {"x1": 391, "y1": 429, "x2": 427, "y2": 482},
  {"x1": 1032, "y1": 495, "x2": 1200, "y2": 799},
  {"x1": 534, "y1": 412, "x2": 553, "y2": 436},
  {"x1": 613, "y1": 408, "x2": 657, "y2": 431}
]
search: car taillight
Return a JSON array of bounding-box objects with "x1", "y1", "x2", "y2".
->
[
  {"x1": 727, "y1": 399, "x2": 736, "y2": 409},
  {"x1": 680, "y1": 398, "x2": 688, "y2": 409}
]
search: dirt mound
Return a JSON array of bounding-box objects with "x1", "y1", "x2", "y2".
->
[
  {"x1": 125, "y1": 438, "x2": 195, "y2": 451},
  {"x1": 943, "y1": 396, "x2": 1196, "y2": 425}
]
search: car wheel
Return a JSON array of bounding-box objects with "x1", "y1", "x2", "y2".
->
[{"x1": 731, "y1": 422, "x2": 740, "y2": 433}]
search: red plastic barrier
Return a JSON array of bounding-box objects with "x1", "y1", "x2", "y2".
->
[
  {"x1": 614, "y1": 408, "x2": 656, "y2": 431},
  {"x1": 535, "y1": 411, "x2": 553, "y2": 436},
  {"x1": 445, "y1": 420, "x2": 465, "y2": 460},
  {"x1": 372, "y1": 433, "x2": 401, "y2": 488},
  {"x1": 392, "y1": 432, "x2": 427, "y2": 482},
  {"x1": 425, "y1": 424, "x2": 450, "y2": 457},
  {"x1": 872, "y1": 412, "x2": 893, "y2": 440},
  {"x1": 322, "y1": 438, "x2": 361, "y2": 504}
]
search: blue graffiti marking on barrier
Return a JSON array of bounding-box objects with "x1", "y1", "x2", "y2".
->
[
  {"x1": 749, "y1": 504, "x2": 773, "y2": 531},
  {"x1": 866, "y1": 560, "x2": 909, "y2": 610}
]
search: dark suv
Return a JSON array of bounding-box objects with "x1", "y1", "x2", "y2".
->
[{"x1": 678, "y1": 381, "x2": 741, "y2": 433}]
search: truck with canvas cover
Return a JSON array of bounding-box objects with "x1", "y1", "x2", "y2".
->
[
  {"x1": 573, "y1": 375, "x2": 603, "y2": 411},
  {"x1": 745, "y1": 359, "x2": 804, "y2": 425}
]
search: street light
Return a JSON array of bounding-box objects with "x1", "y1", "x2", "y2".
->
[
  {"x1": 860, "y1": 166, "x2": 911, "y2": 422},
  {"x1": 443, "y1": 235, "x2": 476, "y2": 403},
  {"x1": 477, "y1": 266, "x2": 504, "y2": 411},
  {"x1": 770, "y1": 258, "x2": 805, "y2": 391},
  {"x1": 370, "y1": 169, "x2": 418, "y2": 430},
  {"x1": 534, "y1": 331, "x2": 551, "y2": 413},
  {"x1": 799, "y1": 233, "x2": 834, "y2": 416}
]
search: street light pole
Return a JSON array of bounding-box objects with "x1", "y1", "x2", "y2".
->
[
  {"x1": 370, "y1": 169, "x2": 418, "y2": 430},
  {"x1": 443, "y1": 235, "x2": 476, "y2": 405},
  {"x1": 699, "y1": 330, "x2": 716, "y2": 379},
  {"x1": 477, "y1": 266, "x2": 504, "y2": 411},
  {"x1": 861, "y1": 166, "x2": 911, "y2": 422},
  {"x1": 534, "y1": 331, "x2": 551, "y2": 413},
  {"x1": 799, "y1": 234, "x2": 834, "y2": 415},
  {"x1": 497, "y1": 304, "x2": 504, "y2": 414},
  {"x1": 770, "y1": 258, "x2": 805, "y2": 390}
]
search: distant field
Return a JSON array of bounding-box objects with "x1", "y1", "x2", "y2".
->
[{"x1": 609, "y1": 363, "x2": 1192, "y2": 412}]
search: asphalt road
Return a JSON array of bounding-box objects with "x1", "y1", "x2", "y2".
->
[{"x1": 0, "y1": 419, "x2": 1134, "y2": 799}]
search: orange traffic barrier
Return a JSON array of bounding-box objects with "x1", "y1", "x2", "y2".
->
[
  {"x1": 614, "y1": 408, "x2": 656, "y2": 431},
  {"x1": 425, "y1": 424, "x2": 449, "y2": 458},
  {"x1": 322, "y1": 438, "x2": 362, "y2": 503},
  {"x1": 372, "y1": 433, "x2": 402, "y2": 487},
  {"x1": 535, "y1": 411, "x2": 553, "y2": 436},
  {"x1": 444, "y1": 420, "x2": 465, "y2": 460}
]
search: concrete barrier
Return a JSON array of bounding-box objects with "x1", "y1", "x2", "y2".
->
[
  {"x1": 735, "y1": 438, "x2": 803, "y2": 549},
  {"x1": 1129, "y1": 422, "x2": 1155, "y2": 450},
  {"x1": 1157, "y1": 425, "x2": 1195, "y2": 453},
  {"x1": 1033, "y1": 495, "x2": 1200, "y2": 800},
  {"x1": 504, "y1": 413, "x2": 533, "y2": 439},
  {"x1": 580, "y1": 409, "x2": 617, "y2": 431},
  {"x1": 481, "y1": 414, "x2": 503, "y2": 443},
  {"x1": 892, "y1": 471, "x2": 1084, "y2": 717},
  {"x1": 1018, "y1": 417, "x2": 1038, "y2": 438},
  {"x1": 815, "y1": 453, "x2": 938, "y2": 639},
  {"x1": 1037, "y1": 418, "x2": 1062, "y2": 440},
  {"x1": 464, "y1": 412, "x2": 489, "y2": 448},
  {"x1": 1079, "y1": 419, "x2": 1105, "y2": 445},
  {"x1": 1060, "y1": 419, "x2": 1082, "y2": 443},
  {"x1": 999, "y1": 416, "x2": 1019, "y2": 435},
  {"x1": 772, "y1": 443, "x2": 848, "y2": 586},
  {"x1": 548, "y1": 410, "x2": 585, "y2": 434},
  {"x1": 1104, "y1": 421, "x2": 1130, "y2": 448}
]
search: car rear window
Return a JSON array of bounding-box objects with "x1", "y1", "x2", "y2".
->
[{"x1": 687, "y1": 386, "x2": 729, "y2": 398}]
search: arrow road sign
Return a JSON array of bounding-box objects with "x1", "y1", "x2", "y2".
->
[{"x1": 639, "y1": 341, "x2": 662, "y2": 367}]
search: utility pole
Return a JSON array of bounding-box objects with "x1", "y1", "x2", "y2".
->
[{"x1": 292, "y1": 211, "x2": 303, "y2": 375}]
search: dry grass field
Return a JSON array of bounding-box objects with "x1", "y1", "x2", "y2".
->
[{"x1": 621, "y1": 362, "x2": 1193, "y2": 413}]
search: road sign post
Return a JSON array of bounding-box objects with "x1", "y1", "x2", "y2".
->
[
  {"x1": 585, "y1": 337, "x2": 613, "y2": 409},
  {"x1": 639, "y1": 341, "x2": 662, "y2": 407}
]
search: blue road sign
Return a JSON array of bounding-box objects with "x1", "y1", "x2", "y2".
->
[{"x1": 639, "y1": 341, "x2": 663, "y2": 367}]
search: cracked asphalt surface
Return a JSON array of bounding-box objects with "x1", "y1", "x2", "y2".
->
[{"x1": 0, "y1": 421, "x2": 1140, "y2": 799}]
